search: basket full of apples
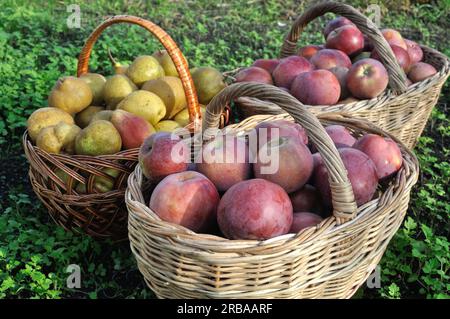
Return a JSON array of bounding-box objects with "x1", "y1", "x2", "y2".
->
[
  {"x1": 125, "y1": 82, "x2": 419, "y2": 299},
  {"x1": 231, "y1": 1, "x2": 450, "y2": 149},
  {"x1": 22, "y1": 15, "x2": 229, "y2": 240}
]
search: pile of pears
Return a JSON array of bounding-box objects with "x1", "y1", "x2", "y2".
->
[{"x1": 27, "y1": 50, "x2": 226, "y2": 157}]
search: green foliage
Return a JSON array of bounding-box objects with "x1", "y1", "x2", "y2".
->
[{"x1": 0, "y1": 0, "x2": 448, "y2": 299}]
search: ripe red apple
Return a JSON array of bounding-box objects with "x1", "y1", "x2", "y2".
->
[
  {"x1": 298, "y1": 45, "x2": 323, "y2": 59},
  {"x1": 310, "y1": 124, "x2": 355, "y2": 152},
  {"x1": 408, "y1": 62, "x2": 437, "y2": 83},
  {"x1": 252, "y1": 59, "x2": 280, "y2": 74},
  {"x1": 217, "y1": 179, "x2": 293, "y2": 240},
  {"x1": 290, "y1": 69, "x2": 341, "y2": 105},
  {"x1": 139, "y1": 133, "x2": 189, "y2": 181},
  {"x1": 249, "y1": 119, "x2": 308, "y2": 157},
  {"x1": 149, "y1": 171, "x2": 220, "y2": 233},
  {"x1": 404, "y1": 39, "x2": 423, "y2": 64},
  {"x1": 290, "y1": 212, "x2": 323, "y2": 233},
  {"x1": 381, "y1": 29, "x2": 407, "y2": 50},
  {"x1": 329, "y1": 66, "x2": 350, "y2": 100},
  {"x1": 310, "y1": 49, "x2": 352, "y2": 70},
  {"x1": 325, "y1": 125, "x2": 356, "y2": 147},
  {"x1": 254, "y1": 136, "x2": 313, "y2": 193},
  {"x1": 346, "y1": 58, "x2": 389, "y2": 99},
  {"x1": 313, "y1": 148, "x2": 378, "y2": 206},
  {"x1": 272, "y1": 56, "x2": 314, "y2": 89},
  {"x1": 371, "y1": 45, "x2": 411, "y2": 72},
  {"x1": 323, "y1": 16, "x2": 355, "y2": 39},
  {"x1": 326, "y1": 25, "x2": 364, "y2": 57},
  {"x1": 196, "y1": 135, "x2": 252, "y2": 192},
  {"x1": 353, "y1": 134, "x2": 403, "y2": 179},
  {"x1": 289, "y1": 184, "x2": 324, "y2": 216},
  {"x1": 235, "y1": 66, "x2": 273, "y2": 85}
]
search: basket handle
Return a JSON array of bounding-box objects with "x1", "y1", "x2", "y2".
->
[
  {"x1": 280, "y1": 1, "x2": 408, "y2": 94},
  {"x1": 76, "y1": 15, "x2": 201, "y2": 131},
  {"x1": 204, "y1": 82, "x2": 358, "y2": 225}
]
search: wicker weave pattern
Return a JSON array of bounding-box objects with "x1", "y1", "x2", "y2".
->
[
  {"x1": 126, "y1": 83, "x2": 419, "y2": 298},
  {"x1": 234, "y1": 2, "x2": 450, "y2": 149},
  {"x1": 24, "y1": 16, "x2": 201, "y2": 239}
]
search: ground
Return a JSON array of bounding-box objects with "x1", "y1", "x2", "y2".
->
[{"x1": 0, "y1": 0, "x2": 448, "y2": 299}]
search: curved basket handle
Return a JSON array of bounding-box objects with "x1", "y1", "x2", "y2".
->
[
  {"x1": 76, "y1": 15, "x2": 201, "y2": 131},
  {"x1": 280, "y1": 1, "x2": 408, "y2": 94},
  {"x1": 204, "y1": 82, "x2": 358, "y2": 225}
]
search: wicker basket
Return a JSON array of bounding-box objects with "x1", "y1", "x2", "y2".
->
[
  {"x1": 23, "y1": 15, "x2": 204, "y2": 240},
  {"x1": 126, "y1": 82, "x2": 419, "y2": 298},
  {"x1": 233, "y1": 1, "x2": 450, "y2": 149}
]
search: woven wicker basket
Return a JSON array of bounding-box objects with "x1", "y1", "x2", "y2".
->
[
  {"x1": 23, "y1": 15, "x2": 204, "y2": 240},
  {"x1": 233, "y1": 1, "x2": 450, "y2": 149},
  {"x1": 126, "y1": 82, "x2": 419, "y2": 298}
]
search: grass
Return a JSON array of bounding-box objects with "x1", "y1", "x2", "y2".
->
[{"x1": 0, "y1": 0, "x2": 448, "y2": 299}]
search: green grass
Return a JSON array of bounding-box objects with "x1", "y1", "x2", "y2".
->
[{"x1": 0, "y1": 0, "x2": 448, "y2": 299}]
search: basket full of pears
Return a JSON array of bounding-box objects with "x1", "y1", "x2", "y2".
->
[{"x1": 23, "y1": 15, "x2": 228, "y2": 239}]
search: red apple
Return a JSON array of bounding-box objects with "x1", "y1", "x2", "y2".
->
[
  {"x1": 381, "y1": 29, "x2": 407, "y2": 50},
  {"x1": 404, "y1": 39, "x2": 423, "y2": 64},
  {"x1": 408, "y1": 62, "x2": 437, "y2": 83},
  {"x1": 298, "y1": 45, "x2": 323, "y2": 60},
  {"x1": 272, "y1": 56, "x2": 314, "y2": 89},
  {"x1": 311, "y1": 49, "x2": 352, "y2": 70},
  {"x1": 149, "y1": 171, "x2": 220, "y2": 232},
  {"x1": 196, "y1": 135, "x2": 252, "y2": 192},
  {"x1": 252, "y1": 59, "x2": 280, "y2": 74},
  {"x1": 353, "y1": 134, "x2": 403, "y2": 179},
  {"x1": 290, "y1": 212, "x2": 323, "y2": 233},
  {"x1": 326, "y1": 25, "x2": 364, "y2": 57},
  {"x1": 217, "y1": 179, "x2": 293, "y2": 240},
  {"x1": 324, "y1": 16, "x2": 355, "y2": 39},
  {"x1": 249, "y1": 119, "x2": 308, "y2": 157},
  {"x1": 329, "y1": 66, "x2": 350, "y2": 100},
  {"x1": 235, "y1": 66, "x2": 273, "y2": 85},
  {"x1": 289, "y1": 184, "x2": 324, "y2": 216},
  {"x1": 254, "y1": 136, "x2": 313, "y2": 193},
  {"x1": 346, "y1": 58, "x2": 389, "y2": 99},
  {"x1": 291, "y1": 69, "x2": 341, "y2": 105},
  {"x1": 371, "y1": 44, "x2": 411, "y2": 72},
  {"x1": 139, "y1": 133, "x2": 189, "y2": 181},
  {"x1": 313, "y1": 148, "x2": 378, "y2": 206}
]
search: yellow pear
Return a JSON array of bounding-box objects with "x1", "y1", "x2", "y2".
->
[
  {"x1": 126, "y1": 55, "x2": 165, "y2": 87},
  {"x1": 155, "y1": 120, "x2": 181, "y2": 132},
  {"x1": 36, "y1": 122, "x2": 81, "y2": 154},
  {"x1": 27, "y1": 107, "x2": 74, "y2": 142},
  {"x1": 116, "y1": 90, "x2": 166, "y2": 126},
  {"x1": 152, "y1": 50, "x2": 186, "y2": 77},
  {"x1": 108, "y1": 48, "x2": 129, "y2": 75},
  {"x1": 48, "y1": 76, "x2": 93, "y2": 114},
  {"x1": 74, "y1": 120, "x2": 122, "y2": 156},
  {"x1": 142, "y1": 76, "x2": 187, "y2": 119},
  {"x1": 75, "y1": 106, "x2": 104, "y2": 128},
  {"x1": 173, "y1": 105, "x2": 206, "y2": 127},
  {"x1": 103, "y1": 74, "x2": 137, "y2": 109},
  {"x1": 191, "y1": 67, "x2": 226, "y2": 104},
  {"x1": 79, "y1": 73, "x2": 106, "y2": 105},
  {"x1": 90, "y1": 110, "x2": 113, "y2": 123}
]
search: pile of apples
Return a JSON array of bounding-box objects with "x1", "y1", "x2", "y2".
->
[
  {"x1": 139, "y1": 119, "x2": 403, "y2": 240},
  {"x1": 234, "y1": 17, "x2": 438, "y2": 105}
]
